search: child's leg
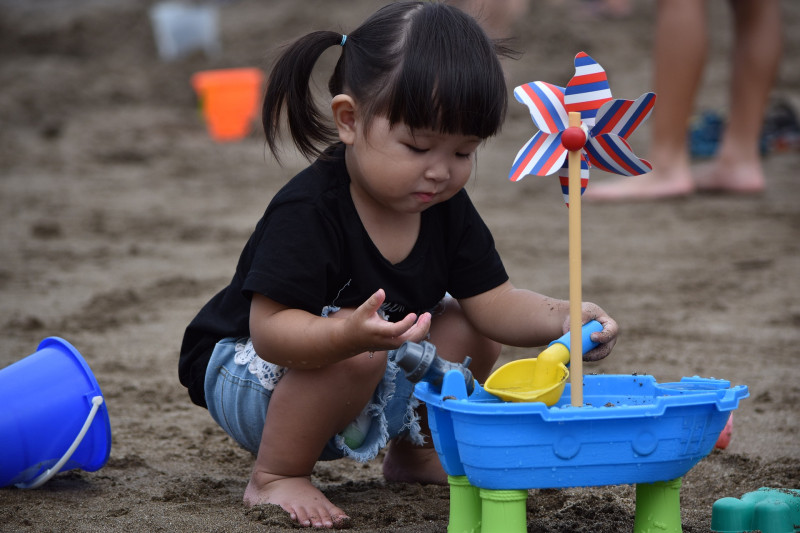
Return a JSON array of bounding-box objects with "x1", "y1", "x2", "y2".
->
[
  {"x1": 696, "y1": 0, "x2": 782, "y2": 193},
  {"x1": 382, "y1": 297, "x2": 501, "y2": 485},
  {"x1": 244, "y1": 349, "x2": 387, "y2": 528}
]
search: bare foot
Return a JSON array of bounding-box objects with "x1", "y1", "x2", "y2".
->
[
  {"x1": 382, "y1": 438, "x2": 448, "y2": 485},
  {"x1": 244, "y1": 471, "x2": 350, "y2": 529},
  {"x1": 694, "y1": 159, "x2": 766, "y2": 195},
  {"x1": 583, "y1": 171, "x2": 694, "y2": 202}
]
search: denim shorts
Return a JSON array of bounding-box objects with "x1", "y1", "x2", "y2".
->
[{"x1": 203, "y1": 337, "x2": 423, "y2": 462}]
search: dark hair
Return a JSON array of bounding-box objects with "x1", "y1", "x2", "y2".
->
[{"x1": 263, "y1": 1, "x2": 517, "y2": 162}]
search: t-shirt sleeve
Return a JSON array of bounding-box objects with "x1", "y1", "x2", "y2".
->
[
  {"x1": 241, "y1": 201, "x2": 341, "y2": 316},
  {"x1": 446, "y1": 192, "x2": 509, "y2": 299}
]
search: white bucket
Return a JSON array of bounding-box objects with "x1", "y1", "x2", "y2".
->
[{"x1": 149, "y1": 2, "x2": 221, "y2": 62}]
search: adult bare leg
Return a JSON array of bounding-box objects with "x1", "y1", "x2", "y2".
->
[
  {"x1": 695, "y1": 0, "x2": 782, "y2": 194},
  {"x1": 584, "y1": 0, "x2": 707, "y2": 202}
]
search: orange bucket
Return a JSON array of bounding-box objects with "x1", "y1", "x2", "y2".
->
[{"x1": 191, "y1": 68, "x2": 264, "y2": 142}]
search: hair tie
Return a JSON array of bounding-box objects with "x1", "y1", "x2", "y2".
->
[{"x1": 340, "y1": 34, "x2": 347, "y2": 47}]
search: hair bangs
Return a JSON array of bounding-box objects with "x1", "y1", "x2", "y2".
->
[{"x1": 382, "y1": 4, "x2": 508, "y2": 138}]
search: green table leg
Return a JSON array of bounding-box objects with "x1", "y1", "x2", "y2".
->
[
  {"x1": 447, "y1": 475, "x2": 482, "y2": 533},
  {"x1": 634, "y1": 478, "x2": 683, "y2": 533},
  {"x1": 479, "y1": 488, "x2": 528, "y2": 533}
]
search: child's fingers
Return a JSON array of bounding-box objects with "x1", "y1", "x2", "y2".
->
[
  {"x1": 361, "y1": 288, "x2": 385, "y2": 316},
  {"x1": 403, "y1": 311, "x2": 431, "y2": 343},
  {"x1": 583, "y1": 343, "x2": 612, "y2": 362},
  {"x1": 585, "y1": 316, "x2": 617, "y2": 361},
  {"x1": 574, "y1": 303, "x2": 618, "y2": 361},
  {"x1": 387, "y1": 311, "x2": 423, "y2": 337},
  {"x1": 589, "y1": 315, "x2": 618, "y2": 344},
  {"x1": 578, "y1": 303, "x2": 618, "y2": 341},
  {"x1": 355, "y1": 294, "x2": 431, "y2": 350},
  {"x1": 374, "y1": 311, "x2": 431, "y2": 347}
]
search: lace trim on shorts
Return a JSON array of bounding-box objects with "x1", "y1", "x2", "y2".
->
[{"x1": 233, "y1": 339, "x2": 287, "y2": 391}]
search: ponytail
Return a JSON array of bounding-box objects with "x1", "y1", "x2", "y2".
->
[
  {"x1": 262, "y1": 31, "x2": 344, "y2": 162},
  {"x1": 263, "y1": 2, "x2": 516, "y2": 165}
]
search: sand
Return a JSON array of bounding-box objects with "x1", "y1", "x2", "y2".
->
[{"x1": 1, "y1": 0, "x2": 798, "y2": 531}]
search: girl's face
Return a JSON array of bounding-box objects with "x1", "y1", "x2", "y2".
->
[{"x1": 345, "y1": 115, "x2": 482, "y2": 215}]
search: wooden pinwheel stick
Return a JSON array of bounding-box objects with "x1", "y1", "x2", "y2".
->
[{"x1": 564, "y1": 111, "x2": 586, "y2": 407}]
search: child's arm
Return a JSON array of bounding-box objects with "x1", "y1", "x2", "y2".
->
[
  {"x1": 248, "y1": 289, "x2": 432, "y2": 368},
  {"x1": 458, "y1": 281, "x2": 618, "y2": 360}
]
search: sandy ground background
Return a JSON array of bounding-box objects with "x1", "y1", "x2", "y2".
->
[{"x1": 1, "y1": 0, "x2": 798, "y2": 531}]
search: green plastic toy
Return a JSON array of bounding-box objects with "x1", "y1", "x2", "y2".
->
[{"x1": 711, "y1": 487, "x2": 800, "y2": 533}]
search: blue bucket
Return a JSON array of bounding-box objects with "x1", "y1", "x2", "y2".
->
[{"x1": 0, "y1": 337, "x2": 112, "y2": 488}]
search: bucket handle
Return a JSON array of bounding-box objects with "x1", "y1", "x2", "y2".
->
[{"x1": 15, "y1": 395, "x2": 105, "y2": 490}]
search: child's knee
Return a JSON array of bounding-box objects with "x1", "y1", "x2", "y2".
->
[
  {"x1": 429, "y1": 297, "x2": 500, "y2": 378},
  {"x1": 470, "y1": 337, "x2": 502, "y2": 381},
  {"x1": 335, "y1": 350, "x2": 388, "y2": 387}
]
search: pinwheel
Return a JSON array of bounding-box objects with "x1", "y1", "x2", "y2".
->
[
  {"x1": 509, "y1": 51, "x2": 656, "y2": 204},
  {"x1": 504, "y1": 52, "x2": 656, "y2": 406}
]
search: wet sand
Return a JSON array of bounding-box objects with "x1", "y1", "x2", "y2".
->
[{"x1": 1, "y1": 1, "x2": 798, "y2": 531}]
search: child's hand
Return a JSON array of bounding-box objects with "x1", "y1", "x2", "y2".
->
[
  {"x1": 562, "y1": 302, "x2": 619, "y2": 362},
  {"x1": 348, "y1": 289, "x2": 432, "y2": 353}
]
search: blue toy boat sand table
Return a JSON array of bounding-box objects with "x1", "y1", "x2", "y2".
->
[{"x1": 414, "y1": 371, "x2": 748, "y2": 532}]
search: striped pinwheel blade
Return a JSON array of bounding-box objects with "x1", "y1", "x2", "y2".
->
[
  {"x1": 557, "y1": 154, "x2": 590, "y2": 205},
  {"x1": 590, "y1": 93, "x2": 656, "y2": 139},
  {"x1": 584, "y1": 133, "x2": 653, "y2": 176},
  {"x1": 513, "y1": 82, "x2": 568, "y2": 134},
  {"x1": 509, "y1": 131, "x2": 568, "y2": 181},
  {"x1": 565, "y1": 52, "x2": 612, "y2": 128},
  {"x1": 509, "y1": 51, "x2": 656, "y2": 202}
]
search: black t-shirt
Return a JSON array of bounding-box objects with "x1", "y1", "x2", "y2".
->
[{"x1": 179, "y1": 144, "x2": 508, "y2": 407}]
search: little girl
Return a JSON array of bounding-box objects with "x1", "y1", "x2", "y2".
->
[{"x1": 180, "y1": 2, "x2": 618, "y2": 529}]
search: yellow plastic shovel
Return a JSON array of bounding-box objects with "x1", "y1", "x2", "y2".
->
[{"x1": 483, "y1": 320, "x2": 603, "y2": 404}]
